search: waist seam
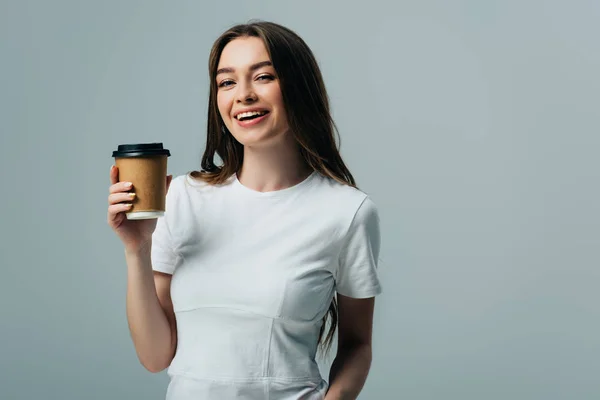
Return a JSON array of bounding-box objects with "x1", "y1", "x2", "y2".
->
[
  {"x1": 174, "y1": 305, "x2": 322, "y2": 324},
  {"x1": 168, "y1": 369, "x2": 325, "y2": 384}
]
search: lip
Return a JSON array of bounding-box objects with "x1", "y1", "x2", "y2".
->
[
  {"x1": 235, "y1": 112, "x2": 270, "y2": 128},
  {"x1": 233, "y1": 108, "x2": 270, "y2": 119}
]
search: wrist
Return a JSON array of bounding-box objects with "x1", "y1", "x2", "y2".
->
[{"x1": 124, "y1": 239, "x2": 152, "y2": 258}]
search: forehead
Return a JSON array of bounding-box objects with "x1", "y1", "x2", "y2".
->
[{"x1": 218, "y1": 37, "x2": 271, "y2": 68}]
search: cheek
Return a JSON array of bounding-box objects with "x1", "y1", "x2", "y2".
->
[
  {"x1": 270, "y1": 92, "x2": 287, "y2": 125},
  {"x1": 264, "y1": 84, "x2": 284, "y2": 105},
  {"x1": 268, "y1": 88, "x2": 285, "y2": 116},
  {"x1": 216, "y1": 93, "x2": 232, "y2": 121}
]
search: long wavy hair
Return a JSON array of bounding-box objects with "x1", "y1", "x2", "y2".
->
[{"x1": 190, "y1": 20, "x2": 357, "y2": 352}]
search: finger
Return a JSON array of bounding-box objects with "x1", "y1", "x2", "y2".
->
[
  {"x1": 108, "y1": 192, "x2": 136, "y2": 205},
  {"x1": 110, "y1": 165, "x2": 119, "y2": 185},
  {"x1": 109, "y1": 180, "x2": 133, "y2": 194},
  {"x1": 108, "y1": 203, "x2": 133, "y2": 218}
]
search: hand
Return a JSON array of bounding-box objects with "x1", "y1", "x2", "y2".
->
[{"x1": 107, "y1": 165, "x2": 173, "y2": 253}]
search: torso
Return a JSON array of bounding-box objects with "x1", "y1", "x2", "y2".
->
[{"x1": 155, "y1": 171, "x2": 368, "y2": 399}]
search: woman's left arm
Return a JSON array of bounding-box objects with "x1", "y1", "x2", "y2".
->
[{"x1": 325, "y1": 294, "x2": 376, "y2": 400}]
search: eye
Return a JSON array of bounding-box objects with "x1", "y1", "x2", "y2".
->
[
  {"x1": 256, "y1": 74, "x2": 275, "y2": 81},
  {"x1": 218, "y1": 79, "x2": 234, "y2": 88}
]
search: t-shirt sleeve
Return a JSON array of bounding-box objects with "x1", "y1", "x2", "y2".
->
[
  {"x1": 335, "y1": 196, "x2": 382, "y2": 298},
  {"x1": 151, "y1": 177, "x2": 181, "y2": 275}
]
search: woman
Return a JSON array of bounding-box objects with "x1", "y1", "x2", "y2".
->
[{"x1": 107, "y1": 21, "x2": 382, "y2": 400}]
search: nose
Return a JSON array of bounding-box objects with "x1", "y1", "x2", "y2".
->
[{"x1": 235, "y1": 81, "x2": 257, "y2": 104}]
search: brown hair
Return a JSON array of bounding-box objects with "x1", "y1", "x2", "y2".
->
[{"x1": 191, "y1": 20, "x2": 357, "y2": 352}]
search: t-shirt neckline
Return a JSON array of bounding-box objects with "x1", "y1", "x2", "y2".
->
[{"x1": 232, "y1": 170, "x2": 318, "y2": 198}]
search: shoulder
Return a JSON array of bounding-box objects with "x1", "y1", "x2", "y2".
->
[
  {"x1": 161, "y1": 172, "x2": 229, "y2": 238},
  {"x1": 309, "y1": 173, "x2": 380, "y2": 235},
  {"x1": 164, "y1": 172, "x2": 237, "y2": 218},
  {"x1": 163, "y1": 173, "x2": 210, "y2": 213},
  {"x1": 312, "y1": 173, "x2": 378, "y2": 215},
  {"x1": 168, "y1": 171, "x2": 235, "y2": 196},
  {"x1": 168, "y1": 174, "x2": 188, "y2": 192},
  {"x1": 351, "y1": 196, "x2": 379, "y2": 226}
]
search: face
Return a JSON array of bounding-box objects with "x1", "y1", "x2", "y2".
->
[{"x1": 216, "y1": 36, "x2": 289, "y2": 147}]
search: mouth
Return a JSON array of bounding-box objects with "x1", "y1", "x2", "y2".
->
[
  {"x1": 234, "y1": 110, "x2": 269, "y2": 121},
  {"x1": 235, "y1": 111, "x2": 270, "y2": 128}
]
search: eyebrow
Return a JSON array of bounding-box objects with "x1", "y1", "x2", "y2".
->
[{"x1": 216, "y1": 60, "x2": 273, "y2": 76}]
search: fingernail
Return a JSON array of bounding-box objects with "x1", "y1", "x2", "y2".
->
[
  {"x1": 124, "y1": 182, "x2": 132, "y2": 187},
  {"x1": 128, "y1": 192, "x2": 136, "y2": 198}
]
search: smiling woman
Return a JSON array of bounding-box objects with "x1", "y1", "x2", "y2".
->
[
  {"x1": 194, "y1": 22, "x2": 356, "y2": 190},
  {"x1": 107, "y1": 20, "x2": 382, "y2": 400}
]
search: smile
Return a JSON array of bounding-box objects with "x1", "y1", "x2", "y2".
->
[
  {"x1": 235, "y1": 110, "x2": 269, "y2": 121},
  {"x1": 234, "y1": 110, "x2": 270, "y2": 127}
]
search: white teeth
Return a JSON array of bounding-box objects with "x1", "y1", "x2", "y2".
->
[{"x1": 236, "y1": 111, "x2": 267, "y2": 120}]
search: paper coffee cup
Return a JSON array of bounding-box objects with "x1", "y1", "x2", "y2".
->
[{"x1": 112, "y1": 143, "x2": 171, "y2": 220}]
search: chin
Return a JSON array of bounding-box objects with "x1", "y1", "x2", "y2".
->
[{"x1": 230, "y1": 128, "x2": 285, "y2": 148}]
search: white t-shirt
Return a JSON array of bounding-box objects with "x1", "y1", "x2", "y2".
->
[{"x1": 151, "y1": 170, "x2": 382, "y2": 399}]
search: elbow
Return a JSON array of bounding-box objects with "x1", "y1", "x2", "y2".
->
[
  {"x1": 139, "y1": 354, "x2": 172, "y2": 374},
  {"x1": 136, "y1": 338, "x2": 177, "y2": 373},
  {"x1": 143, "y1": 362, "x2": 167, "y2": 374},
  {"x1": 142, "y1": 360, "x2": 169, "y2": 374}
]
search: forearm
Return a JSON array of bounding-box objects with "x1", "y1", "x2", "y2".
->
[
  {"x1": 125, "y1": 242, "x2": 173, "y2": 372},
  {"x1": 325, "y1": 344, "x2": 372, "y2": 400}
]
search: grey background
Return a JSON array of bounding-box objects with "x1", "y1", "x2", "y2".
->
[{"x1": 1, "y1": 0, "x2": 598, "y2": 399}]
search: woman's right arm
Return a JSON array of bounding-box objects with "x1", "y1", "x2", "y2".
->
[
  {"x1": 125, "y1": 244, "x2": 177, "y2": 373},
  {"x1": 107, "y1": 165, "x2": 176, "y2": 373}
]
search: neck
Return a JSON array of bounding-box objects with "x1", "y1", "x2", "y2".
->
[{"x1": 237, "y1": 135, "x2": 312, "y2": 193}]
